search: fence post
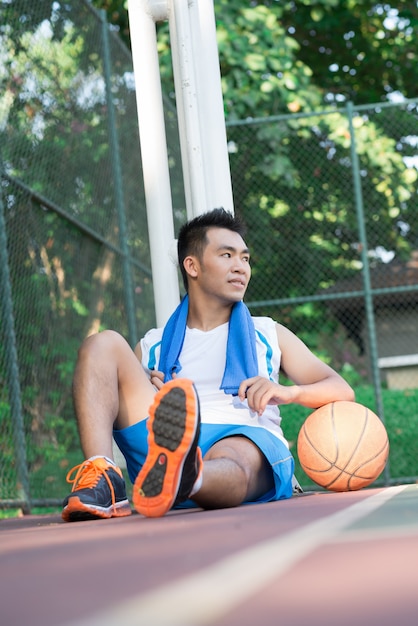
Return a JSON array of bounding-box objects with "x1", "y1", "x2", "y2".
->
[
  {"x1": 100, "y1": 9, "x2": 138, "y2": 347},
  {"x1": 0, "y1": 170, "x2": 31, "y2": 513},
  {"x1": 346, "y1": 101, "x2": 390, "y2": 485}
]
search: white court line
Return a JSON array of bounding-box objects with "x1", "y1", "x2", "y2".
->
[
  {"x1": 327, "y1": 522, "x2": 418, "y2": 544},
  {"x1": 64, "y1": 485, "x2": 409, "y2": 626}
]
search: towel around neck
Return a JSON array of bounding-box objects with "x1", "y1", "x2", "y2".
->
[{"x1": 158, "y1": 295, "x2": 259, "y2": 396}]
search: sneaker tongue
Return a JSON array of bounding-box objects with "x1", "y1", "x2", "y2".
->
[
  {"x1": 92, "y1": 457, "x2": 108, "y2": 470},
  {"x1": 76, "y1": 458, "x2": 109, "y2": 489},
  {"x1": 88, "y1": 456, "x2": 123, "y2": 479}
]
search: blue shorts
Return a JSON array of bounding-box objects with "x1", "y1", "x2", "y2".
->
[{"x1": 113, "y1": 420, "x2": 295, "y2": 507}]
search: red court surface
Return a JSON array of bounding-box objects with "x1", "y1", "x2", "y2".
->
[{"x1": 1, "y1": 483, "x2": 418, "y2": 626}]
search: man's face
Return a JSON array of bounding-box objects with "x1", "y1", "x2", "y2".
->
[{"x1": 193, "y1": 227, "x2": 251, "y2": 303}]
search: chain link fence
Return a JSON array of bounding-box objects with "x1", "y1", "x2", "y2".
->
[
  {"x1": 0, "y1": 0, "x2": 185, "y2": 510},
  {"x1": 227, "y1": 101, "x2": 418, "y2": 487},
  {"x1": 1, "y1": 0, "x2": 417, "y2": 511}
]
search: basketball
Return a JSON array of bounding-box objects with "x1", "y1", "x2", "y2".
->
[{"x1": 297, "y1": 401, "x2": 389, "y2": 491}]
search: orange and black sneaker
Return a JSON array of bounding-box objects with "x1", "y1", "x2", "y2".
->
[
  {"x1": 62, "y1": 457, "x2": 132, "y2": 522},
  {"x1": 133, "y1": 378, "x2": 203, "y2": 518}
]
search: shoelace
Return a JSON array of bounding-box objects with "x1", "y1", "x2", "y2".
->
[{"x1": 66, "y1": 460, "x2": 116, "y2": 507}]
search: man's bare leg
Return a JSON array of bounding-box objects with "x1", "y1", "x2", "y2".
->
[
  {"x1": 62, "y1": 330, "x2": 156, "y2": 521},
  {"x1": 72, "y1": 329, "x2": 156, "y2": 459},
  {"x1": 193, "y1": 436, "x2": 274, "y2": 509}
]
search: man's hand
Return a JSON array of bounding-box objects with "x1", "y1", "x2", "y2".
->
[
  {"x1": 150, "y1": 370, "x2": 165, "y2": 390},
  {"x1": 150, "y1": 370, "x2": 179, "y2": 390},
  {"x1": 238, "y1": 376, "x2": 296, "y2": 415}
]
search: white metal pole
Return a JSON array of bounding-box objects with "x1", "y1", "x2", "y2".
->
[
  {"x1": 169, "y1": 8, "x2": 193, "y2": 220},
  {"x1": 128, "y1": 0, "x2": 180, "y2": 326},
  {"x1": 189, "y1": 0, "x2": 234, "y2": 215},
  {"x1": 169, "y1": 0, "x2": 207, "y2": 220}
]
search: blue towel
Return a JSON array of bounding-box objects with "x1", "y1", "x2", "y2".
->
[{"x1": 158, "y1": 295, "x2": 258, "y2": 395}]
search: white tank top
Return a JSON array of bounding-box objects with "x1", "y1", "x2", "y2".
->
[{"x1": 140, "y1": 317, "x2": 287, "y2": 444}]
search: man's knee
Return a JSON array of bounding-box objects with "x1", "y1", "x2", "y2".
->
[
  {"x1": 77, "y1": 330, "x2": 128, "y2": 361},
  {"x1": 205, "y1": 438, "x2": 251, "y2": 477},
  {"x1": 204, "y1": 436, "x2": 273, "y2": 500}
]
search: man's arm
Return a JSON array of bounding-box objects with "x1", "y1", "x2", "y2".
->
[{"x1": 238, "y1": 322, "x2": 354, "y2": 415}]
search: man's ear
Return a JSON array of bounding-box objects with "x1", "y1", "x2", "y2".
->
[{"x1": 183, "y1": 255, "x2": 199, "y2": 279}]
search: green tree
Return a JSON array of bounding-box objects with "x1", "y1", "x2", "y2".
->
[
  {"x1": 94, "y1": 0, "x2": 418, "y2": 107},
  {"x1": 93, "y1": 0, "x2": 417, "y2": 344},
  {"x1": 280, "y1": 0, "x2": 417, "y2": 105}
]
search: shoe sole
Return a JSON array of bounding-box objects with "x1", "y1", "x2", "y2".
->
[
  {"x1": 133, "y1": 379, "x2": 199, "y2": 518},
  {"x1": 61, "y1": 497, "x2": 132, "y2": 522}
]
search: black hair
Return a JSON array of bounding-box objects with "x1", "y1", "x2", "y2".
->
[{"x1": 177, "y1": 207, "x2": 247, "y2": 292}]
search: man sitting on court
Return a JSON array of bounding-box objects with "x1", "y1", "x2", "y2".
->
[{"x1": 62, "y1": 208, "x2": 354, "y2": 521}]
